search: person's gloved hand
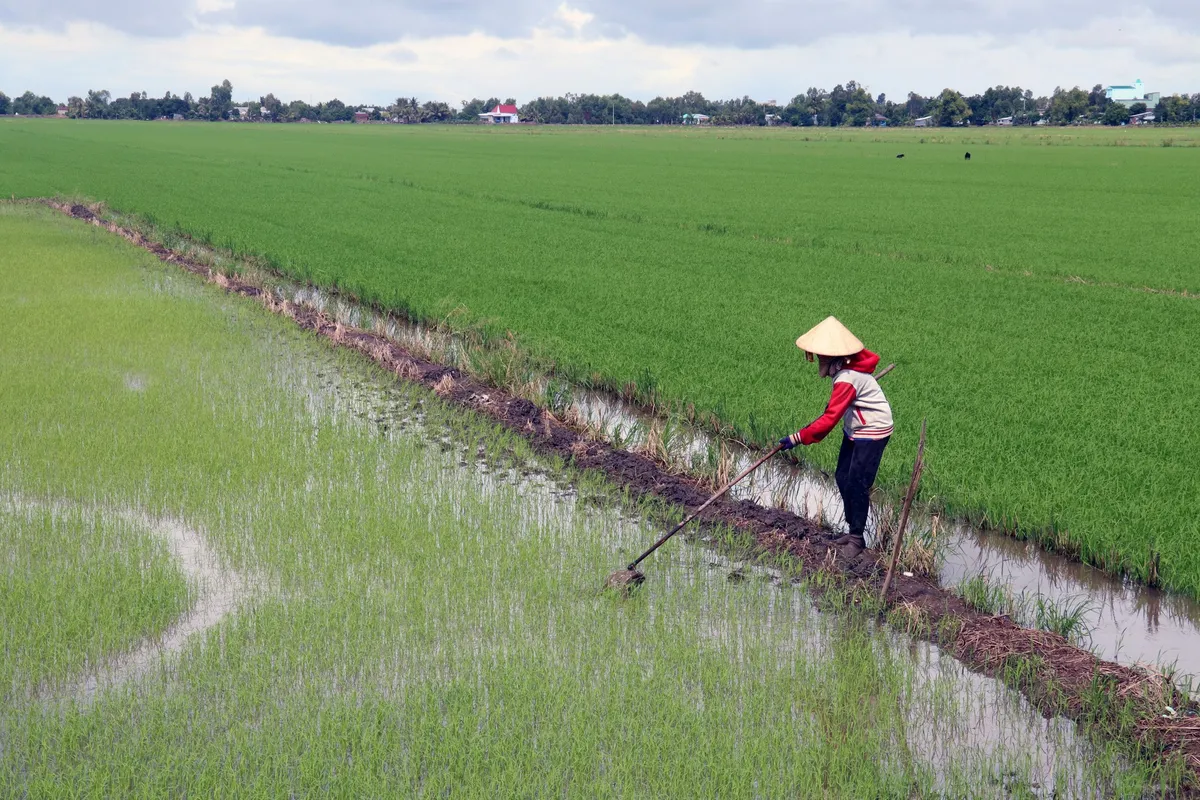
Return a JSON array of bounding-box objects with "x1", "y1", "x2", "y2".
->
[{"x1": 778, "y1": 434, "x2": 799, "y2": 451}]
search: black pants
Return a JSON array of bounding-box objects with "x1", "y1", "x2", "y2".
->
[{"x1": 835, "y1": 434, "x2": 890, "y2": 538}]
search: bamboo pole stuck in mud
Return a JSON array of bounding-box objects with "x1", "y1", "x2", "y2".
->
[{"x1": 881, "y1": 418, "x2": 926, "y2": 602}]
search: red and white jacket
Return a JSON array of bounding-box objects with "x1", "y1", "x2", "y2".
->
[{"x1": 792, "y1": 349, "x2": 894, "y2": 445}]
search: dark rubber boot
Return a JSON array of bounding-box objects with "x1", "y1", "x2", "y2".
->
[{"x1": 838, "y1": 533, "x2": 867, "y2": 559}]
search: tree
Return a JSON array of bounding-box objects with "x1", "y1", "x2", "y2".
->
[
  {"x1": 0, "y1": 91, "x2": 8, "y2": 115},
  {"x1": 1102, "y1": 103, "x2": 1130, "y2": 126},
  {"x1": 66, "y1": 96, "x2": 84, "y2": 118},
  {"x1": 678, "y1": 90, "x2": 711, "y2": 115},
  {"x1": 1014, "y1": 89, "x2": 1036, "y2": 125},
  {"x1": 391, "y1": 96, "x2": 421, "y2": 122},
  {"x1": 13, "y1": 90, "x2": 57, "y2": 116},
  {"x1": 459, "y1": 97, "x2": 502, "y2": 122},
  {"x1": 974, "y1": 85, "x2": 1019, "y2": 123},
  {"x1": 1087, "y1": 84, "x2": 1109, "y2": 118},
  {"x1": 1128, "y1": 102, "x2": 1147, "y2": 115},
  {"x1": 84, "y1": 89, "x2": 111, "y2": 119},
  {"x1": 905, "y1": 92, "x2": 928, "y2": 120},
  {"x1": 1156, "y1": 94, "x2": 1194, "y2": 124},
  {"x1": 882, "y1": 100, "x2": 907, "y2": 126},
  {"x1": 1047, "y1": 86, "x2": 1089, "y2": 124},
  {"x1": 570, "y1": 94, "x2": 607, "y2": 123},
  {"x1": 285, "y1": 100, "x2": 318, "y2": 121},
  {"x1": 208, "y1": 79, "x2": 233, "y2": 120},
  {"x1": 420, "y1": 100, "x2": 453, "y2": 122},
  {"x1": 712, "y1": 95, "x2": 763, "y2": 126},
  {"x1": 784, "y1": 87, "x2": 827, "y2": 126},
  {"x1": 779, "y1": 94, "x2": 811, "y2": 126},
  {"x1": 457, "y1": 98, "x2": 490, "y2": 122},
  {"x1": 106, "y1": 95, "x2": 138, "y2": 119},
  {"x1": 927, "y1": 88, "x2": 971, "y2": 126},
  {"x1": 260, "y1": 93, "x2": 284, "y2": 120},
  {"x1": 825, "y1": 83, "x2": 849, "y2": 126},
  {"x1": 318, "y1": 99, "x2": 351, "y2": 122},
  {"x1": 521, "y1": 96, "x2": 572, "y2": 123},
  {"x1": 158, "y1": 91, "x2": 190, "y2": 119},
  {"x1": 844, "y1": 84, "x2": 875, "y2": 126}
]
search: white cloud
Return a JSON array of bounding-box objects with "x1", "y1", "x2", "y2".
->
[
  {"x1": 0, "y1": 10, "x2": 1197, "y2": 105},
  {"x1": 195, "y1": 0, "x2": 236, "y2": 13},
  {"x1": 553, "y1": 3, "x2": 594, "y2": 33}
]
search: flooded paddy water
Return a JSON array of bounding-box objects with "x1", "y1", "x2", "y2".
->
[
  {"x1": 3, "y1": 202, "x2": 1189, "y2": 794},
  {"x1": 274, "y1": 275, "x2": 1200, "y2": 686},
  {"x1": 1, "y1": 495, "x2": 260, "y2": 705},
  {"x1": 235, "y1": 318, "x2": 1149, "y2": 797}
]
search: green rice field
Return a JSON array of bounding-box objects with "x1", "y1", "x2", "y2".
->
[
  {"x1": 5, "y1": 201, "x2": 1177, "y2": 796},
  {"x1": 2, "y1": 120, "x2": 1198, "y2": 601}
]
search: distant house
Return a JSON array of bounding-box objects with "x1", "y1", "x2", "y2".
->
[
  {"x1": 478, "y1": 103, "x2": 520, "y2": 124},
  {"x1": 681, "y1": 113, "x2": 711, "y2": 125},
  {"x1": 764, "y1": 113, "x2": 782, "y2": 126},
  {"x1": 231, "y1": 106, "x2": 250, "y2": 120},
  {"x1": 872, "y1": 113, "x2": 888, "y2": 127},
  {"x1": 996, "y1": 116, "x2": 1014, "y2": 126},
  {"x1": 913, "y1": 115, "x2": 933, "y2": 127},
  {"x1": 1105, "y1": 79, "x2": 1161, "y2": 109},
  {"x1": 172, "y1": 113, "x2": 185, "y2": 121},
  {"x1": 353, "y1": 111, "x2": 369, "y2": 123},
  {"x1": 56, "y1": 105, "x2": 68, "y2": 117},
  {"x1": 1129, "y1": 110, "x2": 1156, "y2": 125}
]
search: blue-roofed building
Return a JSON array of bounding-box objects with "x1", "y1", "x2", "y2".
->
[{"x1": 1105, "y1": 79, "x2": 1161, "y2": 108}]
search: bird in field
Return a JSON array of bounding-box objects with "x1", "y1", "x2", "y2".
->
[
  {"x1": 965, "y1": 151, "x2": 972, "y2": 160},
  {"x1": 896, "y1": 153, "x2": 905, "y2": 158}
]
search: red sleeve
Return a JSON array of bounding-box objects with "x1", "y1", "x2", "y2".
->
[{"x1": 796, "y1": 382, "x2": 856, "y2": 445}]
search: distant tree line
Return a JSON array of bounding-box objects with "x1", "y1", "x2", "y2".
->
[
  {"x1": 0, "y1": 90, "x2": 59, "y2": 116},
  {"x1": 2, "y1": 79, "x2": 1199, "y2": 127}
]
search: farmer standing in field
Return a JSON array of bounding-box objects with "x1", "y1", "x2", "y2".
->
[{"x1": 778, "y1": 317, "x2": 893, "y2": 556}]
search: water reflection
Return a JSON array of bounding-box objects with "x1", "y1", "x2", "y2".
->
[{"x1": 252, "y1": 272, "x2": 1200, "y2": 683}]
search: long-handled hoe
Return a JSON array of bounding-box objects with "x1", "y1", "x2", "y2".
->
[
  {"x1": 605, "y1": 362, "x2": 896, "y2": 592},
  {"x1": 605, "y1": 443, "x2": 784, "y2": 591}
]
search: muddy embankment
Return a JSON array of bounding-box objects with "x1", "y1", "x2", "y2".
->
[{"x1": 48, "y1": 199, "x2": 1200, "y2": 784}]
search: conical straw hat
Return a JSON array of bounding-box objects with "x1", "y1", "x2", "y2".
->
[{"x1": 795, "y1": 316, "x2": 864, "y2": 357}]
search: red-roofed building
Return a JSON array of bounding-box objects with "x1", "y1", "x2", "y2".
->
[{"x1": 478, "y1": 103, "x2": 520, "y2": 124}]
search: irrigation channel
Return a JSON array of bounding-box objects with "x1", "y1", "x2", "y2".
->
[
  {"x1": 281, "y1": 338, "x2": 1118, "y2": 794},
  {"x1": 276, "y1": 276, "x2": 1200, "y2": 684},
  {"x1": 44, "y1": 201, "x2": 1200, "y2": 787}
]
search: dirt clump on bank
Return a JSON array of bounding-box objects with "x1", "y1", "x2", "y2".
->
[{"x1": 47, "y1": 199, "x2": 1200, "y2": 785}]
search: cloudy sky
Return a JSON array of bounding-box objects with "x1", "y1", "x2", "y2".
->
[{"x1": 2, "y1": 1, "x2": 1198, "y2": 105}]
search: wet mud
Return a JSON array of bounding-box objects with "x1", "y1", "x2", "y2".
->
[{"x1": 50, "y1": 199, "x2": 1200, "y2": 783}]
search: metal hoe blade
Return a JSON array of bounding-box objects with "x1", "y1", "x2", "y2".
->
[{"x1": 604, "y1": 568, "x2": 645, "y2": 594}]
